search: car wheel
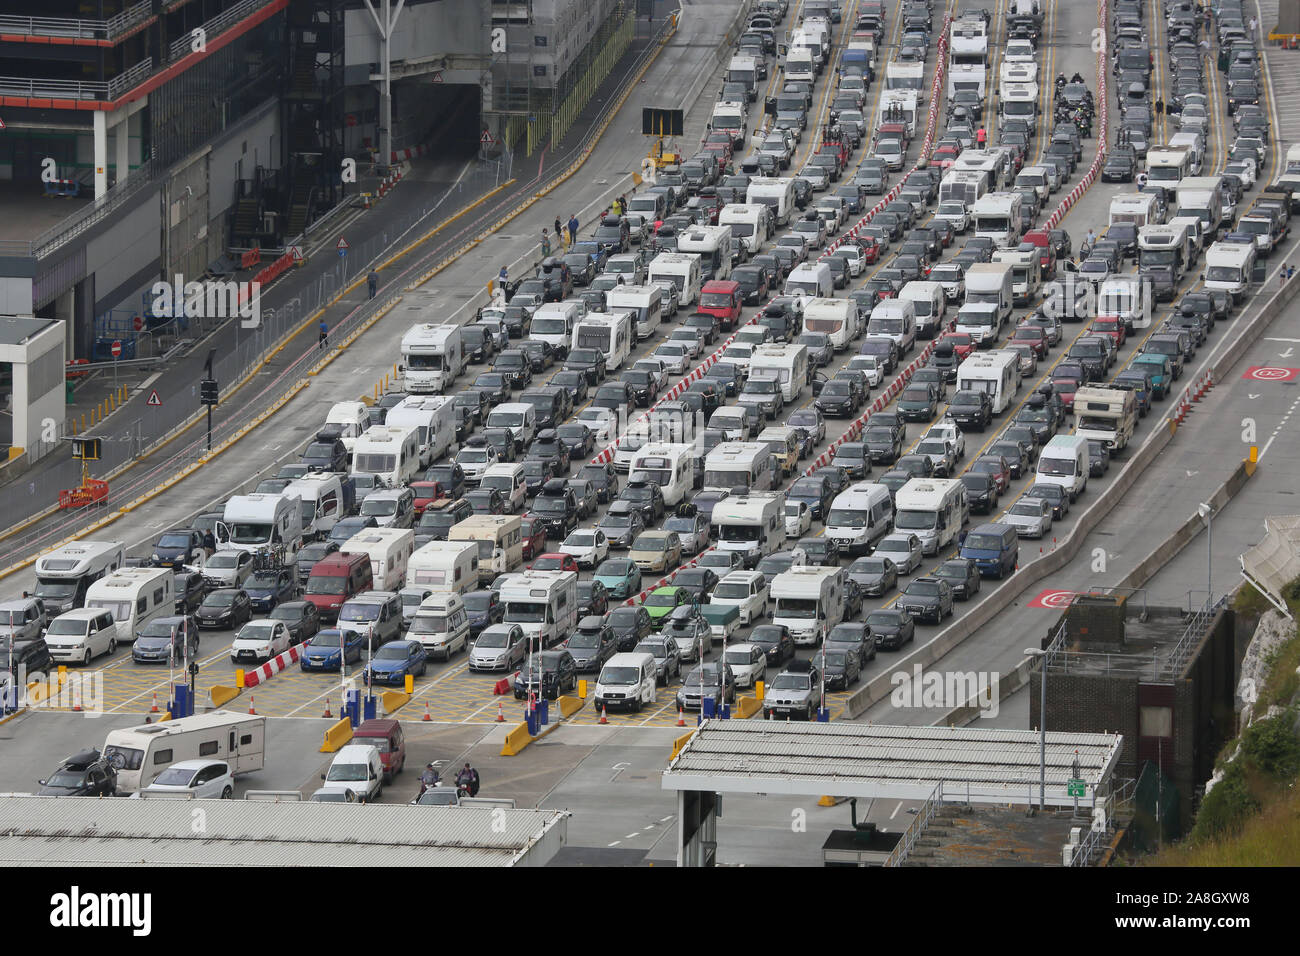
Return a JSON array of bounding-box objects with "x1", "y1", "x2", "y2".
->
[
  {"x1": 107, "y1": 637, "x2": 117, "y2": 655},
  {"x1": 221, "y1": 785, "x2": 233, "y2": 799}
]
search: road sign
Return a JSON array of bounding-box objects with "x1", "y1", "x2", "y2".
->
[
  {"x1": 110, "y1": 340, "x2": 122, "y2": 359},
  {"x1": 288, "y1": 244, "x2": 304, "y2": 262},
  {"x1": 1243, "y1": 365, "x2": 1298, "y2": 382},
  {"x1": 642, "y1": 107, "x2": 684, "y2": 137},
  {"x1": 0, "y1": 117, "x2": 6, "y2": 130},
  {"x1": 336, "y1": 236, "x2": 349, "y2": 257},
  {"x1": 132, "y1": 314, "x2": 144, "y2": 332},
  {"x1": 72, "y1": 438, "x2": 101, "y2": 461},
  {"x1": 1067, "y1": 778, "x2": 1086, "y2": 798},
  {"x1": 147, "y1": 390, "x2": 162, "y2": 407}
]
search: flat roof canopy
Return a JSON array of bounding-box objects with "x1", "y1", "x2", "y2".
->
[{"x1": 663, "y1": 721, "x2": 1123, "y2": 807}]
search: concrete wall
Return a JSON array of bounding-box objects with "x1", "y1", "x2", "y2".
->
[
  {"x1": 0, "y1": 320, "x2": 65, "y2": 459},
  {"x1": 344, "y1": 0, "x2": 489, "y2": 67},
  {"x1": 86, "y1": 193, "x2": 162, "y2": 310}
]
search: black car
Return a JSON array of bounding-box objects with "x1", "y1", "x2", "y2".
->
[
  {"x1": 513, "y1": 649, "x2": 578, "y2": 700},
  {"x1": 1024, "y1": 482, "x2": 1070, "y2": 520},
  {"x1": 867, "y1": 608, "x2": 916, "y2": 650},
  {"x1": 556, "y1": 423, "x2": 594, "y2": 461},
  {"x1": 847, "y1": 555, "x2": 898, "y2": 597},
  {"x1": 798, "y1": 536, "x2": 840, "y2": 566},
  {"x1": 947, "y1": 389, "x2": 993, "y2": 430},
  {"x1": 811, "y1": 648, "x2": 861, "y2": 691},
  {"x1": 579, "y1": 462, "x2": 620, "y2": 504},
  {"x1": 788, "y1": 476, "x2": 833, "y2": 520},
  {"x1": 933, "y1": 558, "x2": 981, "y2": 601},
  {"x1": 300, "y1": 433, "x2": 349, "y2": 473},
  {"x1": 859, "y1": 426, "x2": 904, "y2": 465},
  {"x1": 618, "y1": 480, "x2": 665, "y2": 525},
  {"x1": 673, "y1": 567, "x2": 720, "y2": 603},
  {"x1": 519, "y1": 339, "x2": 556, "y2": 373},
  {"x1": 38, "y1": 749, "x2": 117, "y2": 797},
  {"x1": 1088, "y1": 440, "x2": 1112, "y2": 477},
  {"x1": 244, "y1": 568, "x2": 297, "y2": 613},
  {"x1": 749, "y1": 624, "x2": 795, "y2": 667},
  {"x1": 732, "y1": 265, "x2": 771, "y2": 304},
  {"x1": 577, "y1": 580, "x2": 609, "y2": 618},
  {"x1": 195, "y1": 588, "x2": 253, "y2": 630},
  {"x1": 566, "y1": 617, "x2": 618, "y2": 673},
  {"x1": 564, "y1": 347, "x2": 607, "y2": 386},
  {"x1": 173, "y1": 570, "x2": 208, "y2": 614},
  {"x1": 608, "y1": 605, "x2": 654, "y2": 651},
  {"x1": 151, "y1": 529, "x2": 206, "y2": 569},
  {"x1": 960, "y1": 473, "x2": 1000, "y2": 514},
  {"x1": 527, "y1": 430, "x2": 572, "y2": 475},
  {"x1": 268, "y1": 600, "x2": 321, "y2": 644},
  {"x1": 814, "y1": 378, "x2": 860, "y2": 417},
  {"x1": 621, "y1": 369, "x2": 658, "y2": 406},
  {"x1": 897, "y1": 576, "x2": 955, "y2": 624},
  {"x1": 597, "y1": 501, "x2": 645, "y2": 549}
]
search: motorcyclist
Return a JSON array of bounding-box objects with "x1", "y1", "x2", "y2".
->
[
  {"x1": 1071, "y1": 72, "x2": 1084, "y2": 84},
  {"x1": 419, "y1": 763, "x2": 440, "y2": 795}
]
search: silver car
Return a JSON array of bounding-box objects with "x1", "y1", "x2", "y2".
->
[
  {"x1": 468, "y1": 623, "x2": 528, "y2": 672},
  {"x1": 762, "y1": 665, "x2": 823, "y2": 720},
  {"x1": 873, "y1": 533, "x2": 923, "y2": 575},
  {"x1": 723, "y1": 642, "x2": 767, "y2": 689},
  {"x1": 1004, "y1": 498, "x2": 1054, "y2": 539},
  {"x1": 663, "y1": 608, "x2": 710, "y2": 664}
]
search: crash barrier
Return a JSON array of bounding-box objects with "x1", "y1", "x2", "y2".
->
[
  {"x1": 380, "y1": 690, "x2": 410, "y2": 714},
  {"x1": 209, "y1": 684, "x2": 240, "y2": 708},
  {"x1": 936, "y1": 655, "x2": 1037, "y2": 728},
  {"x1": 590, "y1": 15, "x2": 955, "y2": 470},
  {"x1": 239, "y1": 642, "x2": 305, "y2": 688},
  {"x1": 734, "y1": 696, "x2": 763, "y2": 719},
  {"x1": 500, "y1": 721, "x2": 533, "y2": 756},
  {"x1": 320, "y1": 717, "x2": 354, "y2": 753},
  {"x1": 558, "y1": 694, "x2": 585, "y2": 718},
  {"x1": 670, "y1": 729, "x2": 695, "y2": 762}
]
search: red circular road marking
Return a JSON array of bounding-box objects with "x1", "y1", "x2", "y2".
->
[
  {"x1": 1027, "y1": 588, "x2": 1079, "y2": 609},
  {"x1": 1243, "y1": 366, "x2": 1299, "y2": 382}
]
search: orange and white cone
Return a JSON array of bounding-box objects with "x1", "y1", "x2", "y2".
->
[
  {"x1": 150, "y1": 692, "x2": 160, "y2": 714},
  {"x1": 322, "y1": 698, "x2": 333, "y2": 719},
  {"x1": 422, "y1": 700, "x2": 432, "y2": 721},
  {"x1": 248, "y1": 695, "x2": 256, "y2": 715},
  {"x1": 599, "y1": 705, "x2": 609, "y2": 725},
  {"x1": 677, "y1": 705, "x2": 686, "y2": 727},
  {"x1": 496, "y1": 701, "x2": 505, "y2": 723}
]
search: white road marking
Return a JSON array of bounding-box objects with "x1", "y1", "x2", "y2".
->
[{"x1": 890, "y1": 802, "x2": 903, "y2": 820}]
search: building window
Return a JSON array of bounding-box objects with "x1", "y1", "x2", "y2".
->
[
  {"x1": 534, "y1": 65, "x2": 547, "y2": 77},
  {"x1": 1140, "y1": 705, "x2": 1172, "y2": 738},
  {"x1": 535, "y1": 36, "x2": 548, "y2": 47}
]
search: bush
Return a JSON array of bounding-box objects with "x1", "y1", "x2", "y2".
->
[
  {"x1": 1190, "y1": 761, "x2": 1259, "y2": 843},
  {"x1": 1240, "y1": 707, "x2": 1300, "y2": 780}
]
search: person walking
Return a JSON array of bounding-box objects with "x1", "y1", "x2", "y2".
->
[
  {"x1": 567, "y1": 213, "x2": 579, "y2": 246},
  {"x1": 366, "y1": 269, "x2": 378, "y2": 299},
  {"x1": 1155, "y1": 98, "x2": 1164, "y2": 116},
  {"x1": 554, "y1": 215, "x2": 564, "y2": 249},
  {"x1": 976, "y1": 126, "x2": 987, "y2": 146},
  {"x1": 318, "y1": 320, "x2": 329, "y2": 349},
  {"x1": 1249, "y1": 15, "x2": 1257, "y2": 37},
  {"x1": 540, "y1": 228, "x2": 552, "y2": 257}
]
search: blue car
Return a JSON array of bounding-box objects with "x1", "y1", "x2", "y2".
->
[
  {"x1": 299, "y1": 629, "x2": 365, "y2": 671},
  {"x1": 463, "y1": 590, "x2": 504, "y2": 637},
  {"x1": 244, "y1": 568, "x2": 297, "y2": 613},
  {"x1": 594, "y1": 557, "x2": 641, "y2": 600},
  {"x1": 362, "y1": 639, "x2": 428, "y2": 686}
]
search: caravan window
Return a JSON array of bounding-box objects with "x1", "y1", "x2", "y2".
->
[
  {"x1": 85, "y1": 600, "x2": 130, "y2": 622},
  {"x1": 354, "y1": 453, "x2": 396, "y2": 473},
  {"x1": 153, "y1": 748, "x2": 173, "y2": 765},
  {"x1": 199, "y1": 741, "x2": 219, "y2": 757},
  {"x1": 136, "y1": 597, "x2": 147, "y2": 614}
]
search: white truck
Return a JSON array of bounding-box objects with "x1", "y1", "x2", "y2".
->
[
  {"x1": 497, "y1": 570, "x2": 578, "y2": 648},
  {"x1": 770, "y1": 566, "x2": 845, "y2": 646},
  {"x1": 400, "y1": 323, "x2": 464, "y2": 393}
]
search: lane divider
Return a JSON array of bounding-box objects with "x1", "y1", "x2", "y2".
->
[{"x1": 241, "y1": 644, "x2": 306, "y2": 689}]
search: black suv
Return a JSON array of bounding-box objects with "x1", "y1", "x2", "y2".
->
[
  {"x1": 947, "y1": 390, "x2": 993, "y2": 430},
  {"x1": 532, "y1": 479, "x2": 579, "y2": 538},
  {"x1": 38, "y1": 749, "x2": 117, "y2": 797}
]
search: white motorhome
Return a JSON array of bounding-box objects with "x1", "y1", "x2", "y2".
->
[
  {"x1": 324, "y1": 401, "x2": 370, "y2": 462},
  {"x1": 939, "y1": 169, "x2": 990, "y2": 207},
  {"x1": 400, "y1": 323, "x2": 464, "y2": 393},
  {"x1": 991, "y1": 246, "x2": 1041, "y2": 305},
  {"x1": 824, "y1": 481, "x2": 893, "y2": 555},
  {"x1": 802, "y1": 297, "x2": 855, "y2": 350},
  {"x1": 572, "y1": 310, "x2": 634, "y2": 371},
  {"x1": 748, "y1": 343, "x2": 810, "y2": 402},
  {"x1": 703, "y1": 442, "x2": 776, "y2": 494},
  {"x1": 677, "y1": 225, "x2": 734, "y2": 280},
  {"x1": 877, "y1": 90, "x2": 919, "y2": 136},
  {"x1": 1203, "y1": 240, "x2": 1256, "y2": 303},
  {"x1": 885, "y1": 60, "x2": 926, "y2": 93},
  {"x1": 899, "y1": 281, "x2": 947, "y2": 338},
  {"x1": 1176, "y1": 175, "x2": 1226, "y2": 236},
  {"x1": 710, "y1": 492, "x2": 785, "y2": 567},
  {"x1": 103, "y1": 711, "x2": 265, "y2": 793},
  {"x1": 1145, "y1": 148, "x2": 1191, "y2": 189},
  {"x1": 964, "y1": 261, "x2": 1015, "y2": 326},
  {"x1": 894, "y1": 478, "x2": 969, "y2": 556},
  {"x1": 770, "y1": 566, "x2": 845, "y2": 646},
  {"x1": 81, "y1": 566, "x2": 175, "y2": 645},
  {"x1": 784, "y1": 42, "x2": 816, "y2": 83},
  {"x1": 1109, "y1": 192, "x2": 1161, "y2": 228},
  {"x1": 351, "y1": 424, "x2": 421, "y2": 487},
  {"x1": 218, "y1": 493, "x2": 303, "y2": 556},
  {"x1": 497, "y1": 570, "x2": 578, "y2": 648},
  {"x1": 719, "y1": 203, "x2": 768, "y2": 254},
  {"x1": 386, "y1": 395, "x2": 456, "y2": 468},
  {"x1": 648, "y1": 252, "x2": 702, "y2": 306},
  {"x1": 448, "y1": 514, "x2": 524, "y2": 583},
  {"x1": 33, "y1": 540, "x2": 125, "y2": 615},
  {"x1": 1072, "y1": 385, "x2": 1137, "y2": 452},
  {"x1": 341, "y1": 527, "x2": 415, "y2": 591},
  {"x1": 1138, "y1": 222, "x2": 1191, "y2": 285},
  {"x1": 285, "y1": 473, "x2": 346, "y2": 539},
  {"x1": 1035, "y1": 434, "x2": 1088, "y2": 500},
  {"x1": 709, "y1": 100, "x2": 747, "y2": 141},
  {"x1": 1168, "y1": 132, "x2": 1204, "y2": 175},
  {"x1": 629, "y1": 443, "x2": 695, "y2": 507},
  {"x1": 999, "y1": 82, "x2": 1039, "y2": 126},
  {"x1": 606, "y1": 285, "x2": 663, "y2": 341},
  {"x1": 956, "y1": 350, "x2": 1020, "y2": 413},
  {"x1": 971, "y1": 192, "x2": 1023, "y2": 248},
  {"x1": 746, "y1": 178, "x2": 796, "y2": 228},
  {"x1": 406, "y1": 540, "x2": 480, "y2": 594}
]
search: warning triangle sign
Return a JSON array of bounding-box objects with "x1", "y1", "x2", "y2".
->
[
  {"x1": 0, "y1": 117, "x2": 6, "y2": 130},
  {"x1": 147, "y1": 389, "x2": 162, "y2": 406},
  {"x1": 289, "y1": 244, "x2": 304, "y2": 261}
]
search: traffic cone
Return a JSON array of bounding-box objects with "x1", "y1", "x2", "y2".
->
[
  {"x1": 248, "y1": 695, "x2": 256, "y2": 715},
  {"x1": 496, "y1": 701, "x2": 505, "y2": 723},
  {"x1": 599, "y1": 705, "x2": 609, "y2": 724},
  {"x1": 71, "y1": 685, "x2": 82, "y2": 712},
  {"x1": 677, "y1": 705, "x2": 686, "y2": 727},
  {"x1": 422, "y1": 700, "x2": 432, "y2": 721},
  {"x1": 322, "y1": 697, "x2": 333, "y2": 719},
  {"x1": 150, "y1": 692, "x2": 159, "y2": 714}
]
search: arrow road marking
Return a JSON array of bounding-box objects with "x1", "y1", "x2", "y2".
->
[
  {"x1": 1282, "y1": 347, "x2": 1295, "y2": 359},
  {"x1": 1249, "y1": 393, "x2": 1261, "y2": 400}
]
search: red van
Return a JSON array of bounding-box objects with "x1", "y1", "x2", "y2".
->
[
  {"x1": 1022, "y1": 230, "x2": 1058, "y2": 279},
  {"x1": 352, "y1": 718, "x2": 406, "y2": 782},
  {"x1": 304, "y1": 552, "x2": 373, "y2": 623},
  {"x1": 698, "y1": 280, "x2": 742, "y2": 330}
]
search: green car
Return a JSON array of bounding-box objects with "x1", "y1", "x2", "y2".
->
[
  {"x1": 643, "y1": 586, "x2": 696, "y2": 629},
  {"x1": 594, "y1": 557, "x2": 642, "y2": 600},
  {"x1": 1129, "y1": 353, "x2": 1171, "y2": 399}
]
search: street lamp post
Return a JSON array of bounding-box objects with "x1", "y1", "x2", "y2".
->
[
  {"x1": 1197, "y1": 502, "x2": 1214, "y2": 608},
  {"x1": 1025, "y1": 647, "x2": 1047, "y2": 810}
]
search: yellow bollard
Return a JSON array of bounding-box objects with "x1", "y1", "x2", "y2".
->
[
  {"x1": 235, "y1": 669, "x2": 245, "y2": 689},
  {"x1": 755, "y1": 680, "x2": 765, "y2": 701},
  {"x1": 374, "y1": 383, "x2": 380, "y2": 402},
  {"x1": 80, "y1": 414, "x2": 86, "y2": 432},
  {"x1": 578, "y1": 679, "x2": 587, "y2": 699},
  {"x1": 1249, "y1": 445, "x2": 1259, "y2": 463},
  {"x1": 404, "y1": 674, "x2": 414, "y2": 695}
]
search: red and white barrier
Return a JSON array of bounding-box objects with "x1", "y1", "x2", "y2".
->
[
  {"x1": 242, "y1": 644, "x2": 305, "y2": 688},
  {"x1": 390, "y1": 143, "x2": 429, "y2": 163}
]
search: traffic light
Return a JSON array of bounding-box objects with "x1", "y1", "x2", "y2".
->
[{"x1": 200, "y1": 379, "x2": 219, "y2": 406}]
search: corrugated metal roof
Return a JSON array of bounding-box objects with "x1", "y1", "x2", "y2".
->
[
  {"x1": 0, "y1": 796, "x2": 567, "y2": 867},
  {"x1": 662, "y1": 721, "x2": 1123, "y2": 807}
]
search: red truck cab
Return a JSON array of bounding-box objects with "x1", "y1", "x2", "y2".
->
[
  {"x1": 1022, "y1": 230, "x2": 1058, "y2": 279},
  {"x1": 698, "y1": 280, "x2": 743, "y2": 330}
]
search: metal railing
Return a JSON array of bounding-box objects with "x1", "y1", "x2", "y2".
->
[
  {"x1": 0, "y1": 57, "x2": 151, "y2": 102},
  {"x1": 1068, "y1": 823, "x2": 1108, "y2": 866},
  {"x1": 1163, "y1": 595, "x2": 1227, "y2": 678},
  {"x1": 0, "y1": 2, "x2": 152, "y2": 42},
  {"x1": 883, "y1": 781, "x2": 948, "y2": 867},
  {"x1": 167, "y1": 0, "x2": 278, "y2": 63}
]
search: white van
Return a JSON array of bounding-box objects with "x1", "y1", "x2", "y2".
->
[
  {"x1": 408, "y1": 591, "x2": 471, "y2": 660},
  {"x1": 407, "y1": 540, "x2": 480, "y2": 594},
  {"x1": 802, "y1": 297, "x2": 856, "y2": 350},
  {"x1": 784, "y1": 261, "x2": 833, "y2": 298},
  {"x1": 629, "y1": 443, "x2": 695, "y2": 507},
  {"x1": 825, "y1": 481, "x2": 893, "y2": 555},
  {"x1": 351, "y1": 424, "x2": 421, "y2": 487},
  {"x1": 710, "y1": 492, "x2": 785, "y2": 567},
  {"x1": 386, "y1": 395, "x2": 456, "y2": 468},
  {"x1": 285, "y1": 474, "x2": 346, "y2": 540},
  {"x1": 899, "y1": 281, "x2": 946, "y2": 338},
  {"x1": 867, "y1": 299, "x2": 918, "y2": 353},
  {"x1": 606, "y1": 285, "x2": 663, "y2": 341},
  {"x1": 1203, "y1": 240, "x2": 1256, "y2": 304},
  {"x1": 1035, "y1": 434, "x2": 1089, "y2": 501},
  {"x1": 770, "y1": 566, "x2": 845, "y2": 646},
  {"x1": 749, "y1": 343, "x2": 810, "y2": 403},
  {"x1": 485, "y1": 403, "x2": 537, "y2": 448},
  {"x1": 341, "y1": 527, "x2": 415, "y2": 592},
  {"x1": 480, "y1": 462, "x2": 528, "y2": 513},
  {"x1": 593, "y1": 652, "x2": 657, "y2": 712},
  {"x1": 894, "y1": 478, "x2": 968, "y2": 556},
  {"x1": 530, "y1": 301, "x2": 584, "y2": 358},
  {"x1": 648, "y1": 252, "x2": 703, "y2": 306},
  {"x1": 317, "y1": 744, "x2": 384, "y2": 802},
  {"x1": 324, "y1": 401, "x2": 370, "y2": 462},
  {"x1": 82, "y1": 567, "x2": 175, "y2": 646},
  {"x1": 43, "y1": 607, "x2": 119, "y2": 665},
  {"x1": 103, "y1": 711, "x2": 265, "y2": 793}
]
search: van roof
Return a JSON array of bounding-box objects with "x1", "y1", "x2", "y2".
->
[
  {"x1": 354, "y1": 718, "x2": 401, "y2": 736},
  {"x1": 333, "y1": 744, "x2": 380, "y2": 761}
]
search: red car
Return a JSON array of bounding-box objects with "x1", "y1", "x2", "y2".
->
[
  {"x1": 932, "y1": 144, "x2": 961, "y2": 169},
  {"x1": 860, "y1": 236, "x2": 881, "y2": 264},
  {"x1": 1022, "y1": 229, "x2": 1058, "y2": 279},
  {"x1": 409, "y1": 480, "x2": 445, "y2": 517},
  {"x1": 972, "y1": 454, "x2": 1011, "y2": 493},
  {"x1": 698, "y1": 279, "x2": 743, "y2": 329},
  {"x1": 702, "y1": 132, "x2": 734, "y2": 162},
  {"x1": 1010, "y1": 324, "x2": 1049, "y2": 360},
  {"x1": 1050, "y1": 366, "x2": 1085, "y2": 410},
  {"x1": 520, "y1": 515, "x2": 547, "y2": 561},
  {"x1": 939, "y1": 332, "x2": 976, "y2": 360},
  {"x1": 1090, "y1": 316, "x2": 1127, "y2": 347},
  {"x1": 530, "y1": 552, "x2": 579, "y2": 573}
]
